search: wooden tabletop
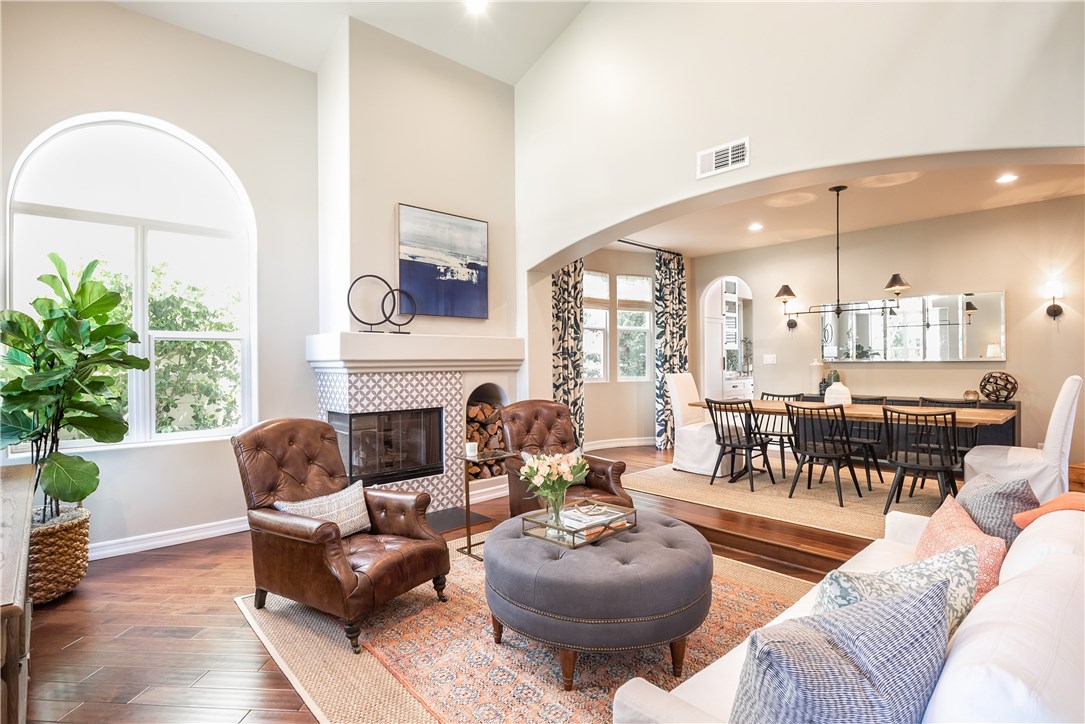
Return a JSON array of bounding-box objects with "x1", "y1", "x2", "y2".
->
[
  {"x1": 690, "y1": 399, "x2": 1016, "y2": 426},
  {"x1": 2, "y1": 465, "x2": 36, "y2": 616}
]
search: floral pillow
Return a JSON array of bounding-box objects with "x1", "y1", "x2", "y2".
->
[
  {"x1": 916, "y1": 495, "x2": 1006, "y2": 603},
  {"x1": 813, "y1": 546, "x2": 978, "y2": 634}
]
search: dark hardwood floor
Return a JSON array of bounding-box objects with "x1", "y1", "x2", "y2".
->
[{"x1": 27, "y1": 444, "x2": 866, "y2": 723}]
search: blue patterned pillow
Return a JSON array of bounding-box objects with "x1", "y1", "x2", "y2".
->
[
  {"x1": 957, "y1": 473, "x2": 1039, "y2": 546},
  {"x1": 813, "y1": 545, "x2": 978, "y2": 634},
  {"x1": 730, "y1": 581, "x2": 950, "y2": 724}
]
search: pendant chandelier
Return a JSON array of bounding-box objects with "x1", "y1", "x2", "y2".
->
[{"x1": 776, "y1": 185, "x2": 910, "y2": 330}]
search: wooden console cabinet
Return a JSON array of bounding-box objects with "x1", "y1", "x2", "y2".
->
[{"x1": 1, "y1": 465, "x2": 34, "y2": 724}]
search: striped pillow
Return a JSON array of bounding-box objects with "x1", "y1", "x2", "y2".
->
[
  {"x1": 273, "y1": 483, "x2": 371, "y2": 535},
  {"x1": 957, "y1": 473, "x2": 1039, "y2": 546},
  {"x1": 730, "y1": 581, "x2": 950, "y2": 724}
]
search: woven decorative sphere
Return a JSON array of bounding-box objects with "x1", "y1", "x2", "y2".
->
[{"x1": 980, "y1": 371, "x2": 1018, "y2": 402}]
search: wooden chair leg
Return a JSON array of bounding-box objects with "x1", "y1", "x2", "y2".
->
[
  {"x1": 846, "y1": 459, "x2": 862, "y2": 498},
  {"x1": 343, "y1": 619, "x2": 362, "y2": 654},
  {"x1": 709, "y1": 445, "x2": 726, "y2": 485},
  {"x1": 433, "y1": 575, "x2": 449, "y2": 603},
  {"x1": 884, "y1": 467, "x2": 906, "y2": 514},
  {"x1": 869, "y1": 446, "x2": 886, "y2": 486},
  {"x1": 762, "y1": 444, "x2": 776, "y2": 484},
  {"x1": 778, "y1": 439, "x2": 787, "y2": 477},
  {"x1": 831, "y1": 459, "x2": 844, "y2": 507},
  {"x1": 789, "y1": 455, "x2": 806, "y2": 498},
  {"x1": 745, "y1": 448, "x2": 756, "y2": 492},
  {"x1": 491, "y1": 614, "x2": 503, "y2": 644},
  {"x1": 254, "y1": 588, "x2": 267, "y2": 609}
]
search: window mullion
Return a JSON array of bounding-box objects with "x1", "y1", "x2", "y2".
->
[{"x1": 128, "y1": 224, "x2": 151, "y2": 442}]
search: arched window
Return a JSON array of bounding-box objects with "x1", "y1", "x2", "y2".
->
[{"x1": 6, "y1": 113, "x2": 255, "y2": 443}]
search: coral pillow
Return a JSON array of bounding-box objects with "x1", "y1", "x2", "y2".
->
[
  {"x1": 916, "y1": 495, "x2": 1006, "y2": 603},
  {"x1": 1012, "y1": 491, "x2": 1085, "y2": 529}
]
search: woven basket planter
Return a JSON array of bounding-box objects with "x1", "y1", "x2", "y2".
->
[{"x1": 28, "y1": 506, "x2": 91, "y2": 604}]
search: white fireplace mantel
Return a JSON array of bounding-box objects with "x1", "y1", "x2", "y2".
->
[{"x1": 305, "y1": 332, "x2": 525, "y2": 373}]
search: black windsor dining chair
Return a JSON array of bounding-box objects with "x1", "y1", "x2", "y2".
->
[
  {"x1": 882, "y1": 406, "x2": 961, "y2": 514},
  {"x1": 705, "y1": 399, "x2": 777, "y2": 491},
  {"x1": 757, "y1": 392, "x2": 804, "y2": 477},
  {"x1": 785, "y1": 403, "x2": 863, "y2": 508}
]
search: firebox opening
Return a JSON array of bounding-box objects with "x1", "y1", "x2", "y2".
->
[{"x1": 328, "y1": 407, "x2": 444, "y2": 487}]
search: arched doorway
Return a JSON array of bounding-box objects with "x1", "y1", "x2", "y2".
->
[{"x1": 701, "y1": 275, "x2": 754, "y2": 400}]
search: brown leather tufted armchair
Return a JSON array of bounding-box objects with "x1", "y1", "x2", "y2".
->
[
  {"x1": 500, "y1": 399, "x2": 632, "y2": 516},
  {"x1": 231, "y1": 418, "x2": 451, "y2": 653}
]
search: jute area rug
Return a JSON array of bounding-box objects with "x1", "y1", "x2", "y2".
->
[
  {"x1": 235, "y1": 536, "x2": 812, "y2": 724},
  {"x1": 622, "y1": 463, "x2": 942, "y2": 539}
]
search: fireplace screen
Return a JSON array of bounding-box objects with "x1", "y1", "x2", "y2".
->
[{"x1": 328, "y1": 408, "x2": 444, "y2": 487}]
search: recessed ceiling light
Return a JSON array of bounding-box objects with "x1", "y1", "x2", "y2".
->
[
  {"x1": 996, "y1": 173, "x2": 1018, "y2": 184},
  {"x1": 748, "y1": 222, "x2": 764, "y2": 231},
  {"x1": 466, "y1": 0, "x2": 488, "y2": 14}
]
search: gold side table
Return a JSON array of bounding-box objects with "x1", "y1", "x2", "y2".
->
[{"x1": 454, "y1": 450, "x2": 517, "y2": 561}]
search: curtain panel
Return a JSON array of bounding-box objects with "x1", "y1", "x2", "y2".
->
[
  {"x1": 552, "y1": 259, "x2": 585, "y2": 442},
  {"x1": 654, "y1": 250, "x2": 689, "y2": 449}
]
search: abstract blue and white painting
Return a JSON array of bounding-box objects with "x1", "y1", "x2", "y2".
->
[{"x1": 398, "y1": 204, "x2": 488, "y2": 319}]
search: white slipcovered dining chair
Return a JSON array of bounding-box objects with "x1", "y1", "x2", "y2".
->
[
  {"x1": 665, "y1": 372, "x2": 720, "y2": 476},
  {"x1": 964, "y1": 375, "x2": 1083, "y2": 503}
]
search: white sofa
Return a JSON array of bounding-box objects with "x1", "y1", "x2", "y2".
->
[{"x1": 614, "y1": 509, "x2": 1085, "y2": 723}]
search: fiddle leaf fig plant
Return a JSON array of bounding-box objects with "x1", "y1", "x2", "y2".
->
[{"x1": 0, "y1": 253, "x2": 150, "y2": 521}]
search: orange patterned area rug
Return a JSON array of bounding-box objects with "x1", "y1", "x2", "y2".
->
[{"x1": 236, "y1": 545, "x2": 809, "y2": 724}]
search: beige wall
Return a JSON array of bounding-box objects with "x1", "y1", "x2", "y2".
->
[
  {"x1": 581, "y1": 249, "x2": 657, "y2": 446},
  {"x1": 326, "y1": 19, "x2": 517, "y2": 338},
  {"x1": 692, "y1": 196, "x2": 1085, "y2": 462},
  {"x1": 1, "y1": 2, "x2": 319, "y2": 544},
  {"x1": 515, "y1": 2, "x2": 1084, "y2": 272}
]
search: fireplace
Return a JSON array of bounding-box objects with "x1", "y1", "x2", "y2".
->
[{"x1": 328, "y1": 408, "x2": 444, "y2": 487}]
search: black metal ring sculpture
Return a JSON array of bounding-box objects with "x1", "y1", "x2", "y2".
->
[
  {"x1": 347, "y1": 274, "x2": 416, "y2": 334},
  {"x1": 381, "y1": 287, "x2": 417, "y2": 335}
]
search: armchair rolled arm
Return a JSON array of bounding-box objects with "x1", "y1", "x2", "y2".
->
[
  {"x1": 248, "y1": 508, "x2": 341, "y2": 544},
  {"x1": 246, "y1": 508, "x2": 357, "y2": 609},
  {"x1": 364, "y1": 489, "x2": 446, "y2": 546},
  {"x1": 584, "y1": 454, "x2": 629, "y2": 496}
]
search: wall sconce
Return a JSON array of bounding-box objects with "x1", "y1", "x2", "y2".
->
[
  {"x1": 964, "y1": 300, "x2": 978, "y2": 325},
  {"x1": 1043, "y1": 280, "x2": 1064, "y2": 319},
  {"x1": 776, "y1": 285, "x2": 798, "y2": 331}
]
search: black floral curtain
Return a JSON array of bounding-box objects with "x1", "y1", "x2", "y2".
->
[
  {"x1": 654, "y1": 250, "x2": 689, "y2": 449},
  {"x1": 552, "y1": 259, "x2": 585, "y2": 441}
]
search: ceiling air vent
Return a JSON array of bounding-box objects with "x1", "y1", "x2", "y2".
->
[{"x1": 696, "y1": 137, "x2": 749, "y2": 180}]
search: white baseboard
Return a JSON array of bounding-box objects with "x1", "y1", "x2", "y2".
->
[
  {"x1": 583, "y1": 437, "x2": 655, "y2": 452},
  {"x1": 89, "y1": 516, "x2": 249, "y2": 561},
  {"x1": 469, "y1": 474, "x2": 509, "y2": 504}
]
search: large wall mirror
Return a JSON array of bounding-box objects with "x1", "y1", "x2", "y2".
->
[{"x1": 821, "y1": 291, "x2": 1005, "y2": 362}]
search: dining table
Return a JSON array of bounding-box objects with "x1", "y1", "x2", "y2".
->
[{"x1": 689, "y1": 399, "x2": 1017, "y2": 427}]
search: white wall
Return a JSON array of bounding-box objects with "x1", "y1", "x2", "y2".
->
[
  {"x1": 692, "y1": 196, "x2": 1085, "y2": 462},
  {"x1": 1, "y1": 2, "x2": 319, "y2": 544}
]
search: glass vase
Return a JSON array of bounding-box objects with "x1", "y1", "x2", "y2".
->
[{"x1": 546, "y1": 489, "x2": 567, "y2": 541}]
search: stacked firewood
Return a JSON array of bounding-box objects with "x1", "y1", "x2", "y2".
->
[{"x1": 466, "y1": 402, "x2": 507, "y2": 480}]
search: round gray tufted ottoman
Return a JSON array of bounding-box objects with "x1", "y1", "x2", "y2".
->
[{"x1": 484, "y1": 509, "x2": 713, "y2": 690}]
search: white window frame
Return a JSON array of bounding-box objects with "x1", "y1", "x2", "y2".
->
[
  {"x1": 583, "y1": 302, "x2": 610, "y2": 383},
  {"x1": 616, "y1": 306, "x2": 652, "y2": 381},
  {"x1": 616, "y1": 274, "x2": 653, "y2": 382},
  {"x1": 4, "y1": 113, "x2": 258, "y2": 452}
]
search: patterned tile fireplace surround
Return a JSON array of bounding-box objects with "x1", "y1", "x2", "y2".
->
[{"x1": 306, "y1": 332, "x2": 525, "y2": 513}]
